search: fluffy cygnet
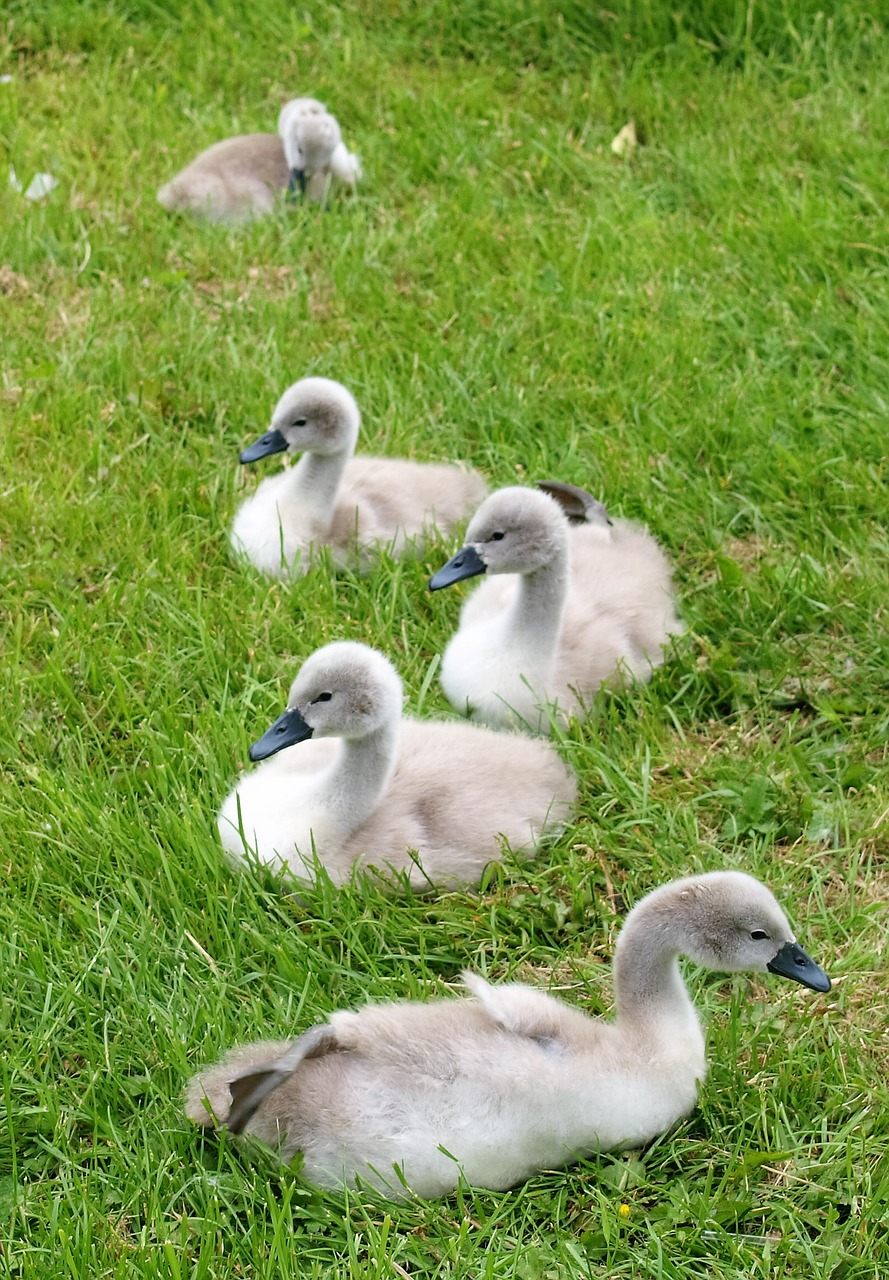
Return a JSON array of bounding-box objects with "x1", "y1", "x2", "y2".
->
[
  {"x1": 230, "y1": 377, "x2": 487, "y2": 577},
  {"x1": 429, "y1": 483, "x2": 681, "y2": 732},
  {"x1": 185, "y1": 871, "x2": 831, "y2": 1199},
  {"x1": 217, "y1": 641, "x2": 575, "y2": 888},
  {"x1": 157, "y1": 103, "x2": 355, "y2": 221}
]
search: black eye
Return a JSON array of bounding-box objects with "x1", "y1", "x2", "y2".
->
[
  {"x1": 292, "y1": 418, "x2": 307, "y2": 428},
  {"x1": 750, "y1": 929, "x2": 769, "y2": 940},
  {"x1": 312, "y1": 692, "x2": 332, "y2": 704},
  {"x1": 489, "y1": 531, "x2": 505, "y2": 542}
]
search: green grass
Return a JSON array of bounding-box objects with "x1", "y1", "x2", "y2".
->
[{"x1": 1, "y1": 0, "x2": 887, "y2": 1275}]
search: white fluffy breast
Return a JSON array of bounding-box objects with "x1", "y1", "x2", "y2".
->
[{"x1": 217, "y1": 738, "x2": 342, "y2": 875}]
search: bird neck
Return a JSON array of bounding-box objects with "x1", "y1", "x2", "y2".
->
[
  {"x1": 284, "y1": 448, "x2": 351, "y2": 530},
  {"x1": 317, "y1": 718, "x2": 400, "y2": 837},
  {"x1": 508, "y1": 542, "x2": 569, "y2": 662},
  {"x1": 612, "y1": 892, "x2": 701, "y2": 1035}
]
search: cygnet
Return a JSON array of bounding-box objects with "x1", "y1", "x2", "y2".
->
[
  {"x1": 186, "y1": 871, "x2": 831, "y2": 1199},
  {"x1": 231, "y1": 377, "x2": 487, "y2": 577},
  {"x1": 217, "y1": 641, "x2": 575, "y2": 888},
  {"x1": 157, "y1": 103, "x2": 356, "y2": 221},
  {"x1": 429, "y1": 483, "x2": 681, "y2": 732}
]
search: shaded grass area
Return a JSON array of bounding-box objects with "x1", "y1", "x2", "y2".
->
[{"x1": 1, "y1": 1, "x2": 887, "y2": 1276}]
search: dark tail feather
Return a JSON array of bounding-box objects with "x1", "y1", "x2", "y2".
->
[{"x1": 536, "y1": 480, "x2": 611, "y2": 527}]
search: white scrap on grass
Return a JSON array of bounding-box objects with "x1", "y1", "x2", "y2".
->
[
  {"x1": 610, "y1": 121, "x2": 638, "y2": 158},
  {"x1": 8, "y1": 166, "x2": 59, "y2": 199},
  {"x1": 25, "y1": 172, "x2": 59, "y2": 200},
  {"x1": 0, "y1": 75, "x2": 13, "y2": 84}
]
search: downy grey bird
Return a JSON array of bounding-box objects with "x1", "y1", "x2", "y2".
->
[
  {"x1": 429, "y1": 483, "x2": 681, "y2": 732},
  {"x1": 231, "y1": 377, "x2": 486, "y2": 577},
  {"x1": 218, "y1": 641, "x2": 575, "y2": 888},
  {"x1": 186, "y1": 871, "x2": 831, "y2": 1199},
  {"x1": 157, "y1": 102, "x2": 357, "y2": 221}
]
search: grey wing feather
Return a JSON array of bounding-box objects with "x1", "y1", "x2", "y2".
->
[
  {"x1": 536, "y1": 480, "x2": 611, "y2": 527},
  {"x1": 226, "y1": 1023, "x2": 339, "y2": 1134}
]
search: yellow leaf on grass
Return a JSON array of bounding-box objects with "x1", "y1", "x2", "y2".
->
[{"x1": 611, "y1": 121, "x2": 638, "y2": 158}]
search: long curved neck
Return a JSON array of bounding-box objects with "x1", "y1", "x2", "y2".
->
[
  {"x1": 281, "y1": 449, "x2": 350, "y2": 531},
  {"x1": 507, "y1": 540, "x2": 569, "y2": 662},
  {"x1": 612, "y1": 894, "x2": 700, "y2": 1035},
  {"x1": 316, "y1": 718, "x2": 399, "y2": 837}
]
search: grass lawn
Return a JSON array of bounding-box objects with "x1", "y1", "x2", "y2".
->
[{"x1": 1, "y1": 1, "x2": 887, "y2": 1275}]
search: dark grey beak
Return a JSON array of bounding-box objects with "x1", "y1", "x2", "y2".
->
[
  {"x1": 239, "y1": 428, "x2": 289, "y2": 465},
  {"x1": 249, "y1": 707, "x2": 313, "y2": 762},
  {"x1": 429, "y1": 545, "x2": 487, "y2": 591},
  {"x1": 287, "y1": 167, "x2": 308, "y2": 199},
  {"x1": 766, "y1": 941, "x2": 831, "y2": 993}
]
